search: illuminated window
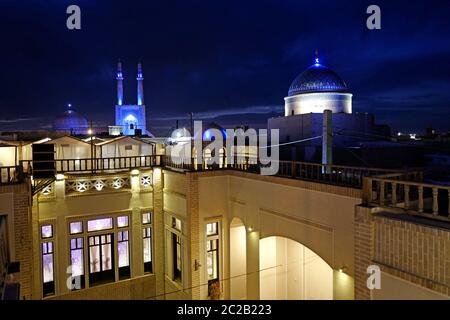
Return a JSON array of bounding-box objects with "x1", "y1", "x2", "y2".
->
[
  {"x1": 118, "y1": 230, "x2": 130, "y2": 280},
  {"x1": 143, "y1": 227, "x2": 152, "y2": 273},
  {"x1": 142, "y1": 212, "x2": 152, "y2": 225},
  {"x1": 117, "y1": 216, "x2": 129, "y2": 228},
  {"x1": 69, "y1": 222, "x2": 83, "y2": 234},
  {"x1": 41, "y1": 225, "x2": 53, "y2": 239},
  {"x1": 206, "y1": 221, "x2": 221, "y2": 296},
  {"x1": 87, "y1": 218, "x2": 113, "y2": 232},
  {"x1": 88, "y1": 234, "x2": 114, "y2": 286},
  {"x1": 206, "y1": 222, "x2": 218, "y2": 236},
  {"x1": 173, "y1": 234, "x2": 182, "y2": 282},
  {"x1": 69, "y1": 237, "x2": 85, "y2": 290},
  {"x1": 172, "y1": 217, "x2": 181, "y2": 231},
  {"x1": 42, "y1": 241, "x2": 54, "y2": 296},
  {"x1": 207, "y1": 239, "x2": 219, "y2": 280}
]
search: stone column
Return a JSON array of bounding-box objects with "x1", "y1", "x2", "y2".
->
[
  {"x1": 152, "y1": 168, "x2": 165, "y2": 299},
  {"x1": 186, "y1": 172, "x2": 200, "y2": 299}
]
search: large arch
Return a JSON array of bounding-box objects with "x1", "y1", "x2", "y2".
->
[
  {"x1": 259, "y1": 236, "x2": 333, "y2": 300},
  {"x1": 229, "y1": 217, "x2": 247, "y2": 300}
]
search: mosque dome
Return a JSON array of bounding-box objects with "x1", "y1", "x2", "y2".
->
[
  {"x1": 53, "y1": 104, "x2": 89, "y2": 134},
  {"x1": 288, "y1": 62, "x2": 348, "y2": 97}
]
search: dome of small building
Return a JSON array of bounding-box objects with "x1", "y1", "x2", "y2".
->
[
  {"x1": 288, "y1": 63, "x2": 348, "y2": 97},
  {"x1": 53, "y1": 105, "x2": 89, "y2": 134}
]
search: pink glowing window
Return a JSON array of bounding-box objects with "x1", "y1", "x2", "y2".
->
[
  {"x1": 41, "y1": 225, "x2": 53, "y2": 239},
  {"x1": 70, "y1": 222, "x2": 83, "y2": 234},
  {"x1": 117, "y1": 216, "x2": 129, "y2": 228},
  {"x1": 87, "y1": 218, "x2": 113, "y2": 232}
]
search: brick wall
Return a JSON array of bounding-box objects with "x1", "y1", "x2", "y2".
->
[
  {"x1": 355, "y1": 206, "x2": 450, "y2": 299},
  {"x1": 0, "y1": 182, "x2": 33, "y2": 299}
]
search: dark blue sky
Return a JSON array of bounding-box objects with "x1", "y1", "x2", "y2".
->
[{"x1": 0, "y1": 0, "x2": 449, "y2": 136}]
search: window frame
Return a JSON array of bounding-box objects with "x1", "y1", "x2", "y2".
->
[{"x1": 40, "y1": 222, "x2": 55, "y2": 297}]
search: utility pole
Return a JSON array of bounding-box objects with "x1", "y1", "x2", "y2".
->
[
  {"x1": 322, "y1": 110, "x2": 332, "y2": 174},
  {"x1": 189, "y1": 112, "x2": 194, "y2": 169},
  {"x1": 90, "y1": 120, "x2": 94, "y2": 173}
]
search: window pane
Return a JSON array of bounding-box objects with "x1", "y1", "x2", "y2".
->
[
  {"x1": 142, "y1": 213, "x2": 151, "y2": 224},
  {"x1": 71, "y1": 248, "x2": 84, "y2": 276},
  {"x1": 172, "y1": 217, "x2": 181, "y2": 231},
  {"x1": 143, "y1": 237, "x2": 152, "y2": 263},
  {"x1": 41, "y1": 225, "x2": 53, "y2": 239},
  {"x1": 89, "y1": 245, "x2": 100, "y2": 273},
  {"x1": 206, "y1": 222, "x2": 218, "y2": 236},
  {"x1": 87, "y1": 218, "x2": 113, "y2": 232},
  {"x1": 117, "y1": 216, "x2": 129, "y2": 228},
  {"x1": 43, "y1": 253, "x2": 54, "y2": 283},
  {"x1": 70, "y1": 239, "x2": 76, "y2": 249},
  {"x1": 101, "y1": 243, "x2": 112, "y2": 270},
  {"x1": 70, "y1": 222, "x2": 83, "y2": 234},
  {"x1": 118, "y1": 241, "x2": 129, "y2": 268}
]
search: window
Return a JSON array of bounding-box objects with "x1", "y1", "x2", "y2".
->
[
  {"x1": 117, "y1": 216, "x2": 129, "y2": 228},
  {"x1": 69, "y1": 237, "x2": 85, "y2": 290},
  {"x1": 172, "y1": 234, "x2": 182, "y2": 282},
  {"x1": 172, "y1": 217, "x2": 181, "y2": 231},
  {"x1": 70, "y1": 222, "x2": 83, "y2": 234},
  {"x1": 41, "y1": 225, "x2": 53, "y2": 239},
  {"x1": 142, "y1": 212, "x2": 151, "y2": 224},
  {"x1": 143, "y1": 227, "x2": 152, "y2": 273},
  {"x1": 87, "y1": 218, "x2": 113, "y2": 232},
  {"x1": 207, "y1": 239, "x2": 219, "y2": 281},
  {"x1": 118, "y1": 230, "x2": 130, "y2": 280},
  {"x1": 206, "y1": 222, "x2": 218, "y2": 236},
  {"x1": 88, "y1": 234, "x2": 114, "y2": 286},
  {"x1": 42, "y1": 241, "x2": 54, "y2": 296},
  {"x1": 206, "y1": 222, "x2": 220, "y2": 296}
]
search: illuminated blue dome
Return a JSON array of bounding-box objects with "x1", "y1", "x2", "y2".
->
[
  {"x1": 53, "y1": 105, "x2": 89, "y2": 134},
  {"x1": 288, "y1": 63, "x2": 348, "y2": 96}
]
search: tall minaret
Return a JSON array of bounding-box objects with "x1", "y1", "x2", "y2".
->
[
  {"x1": 137, "y1": 62, "x2": 144, "y2": 105},
  {"x1": 116, "y1": 60, "x2": 124, "y2": 105}
]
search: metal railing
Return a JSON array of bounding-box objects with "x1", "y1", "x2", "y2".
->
[
  {"x1": 21, "y1": 155, "x2": 160, "y2": 175},
  {"x1": 363, "y1": 176, "x2": 450, "y2": 221},
  {"x1": 162, "y1": 156, "x2": 401, "y2": 188}
]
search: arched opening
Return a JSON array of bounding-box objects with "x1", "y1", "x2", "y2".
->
[
  {"x1": 229, "y1": 217, "x2": 246, "y2": 300},
  {"x1": 259, "y1": 236, "x2": 333, "y2": 300},
  {"x1": 203, "y1": 149, "x2": 212, "y2": 169},
  {"x1": 219, "y1": 147, "x2": 226, "y2": 168}
]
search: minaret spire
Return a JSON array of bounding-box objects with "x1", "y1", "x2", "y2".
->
[
  {"x1": 314, "y1": 49, "x2": 320, "y2": 65},
  {"x1": 137, "y1": 62, "x2": 144, "y2": 106},
  {"x1": 116, "y1": 60, "x2": 124, "y2": 106}
]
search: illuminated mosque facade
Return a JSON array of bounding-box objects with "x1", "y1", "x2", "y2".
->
[{"x1": 114, "y1": 61, "x2": 148, "y2": 136}]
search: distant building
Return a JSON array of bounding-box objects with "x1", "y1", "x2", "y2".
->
[
  {"x1": 268, "y1": 55, "x2": 390, "y2": 162},
  {"x1": 114, "y1": 61, "x2": 149, "y2": 136},
  {"x1": 53, "y1": 104, "x2": 89, "y2": 135}
]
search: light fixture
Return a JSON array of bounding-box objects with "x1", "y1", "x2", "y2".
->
[
  {"x1": 247, "y1": 226, "x2": 253, "y2": 232},
  {"x1": 56, "y1": 174, "x2": 65, "y2": 181},
  {"x1": 131, "y1": 169, "x2": 140, "y2": 176},
  {"x1": 339, "y1": 266, "x2": 348, "y2": 273}
]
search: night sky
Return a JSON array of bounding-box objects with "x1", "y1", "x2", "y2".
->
[{"x1": 0, "y1": 0, "x2": 449, "y2": 136}]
